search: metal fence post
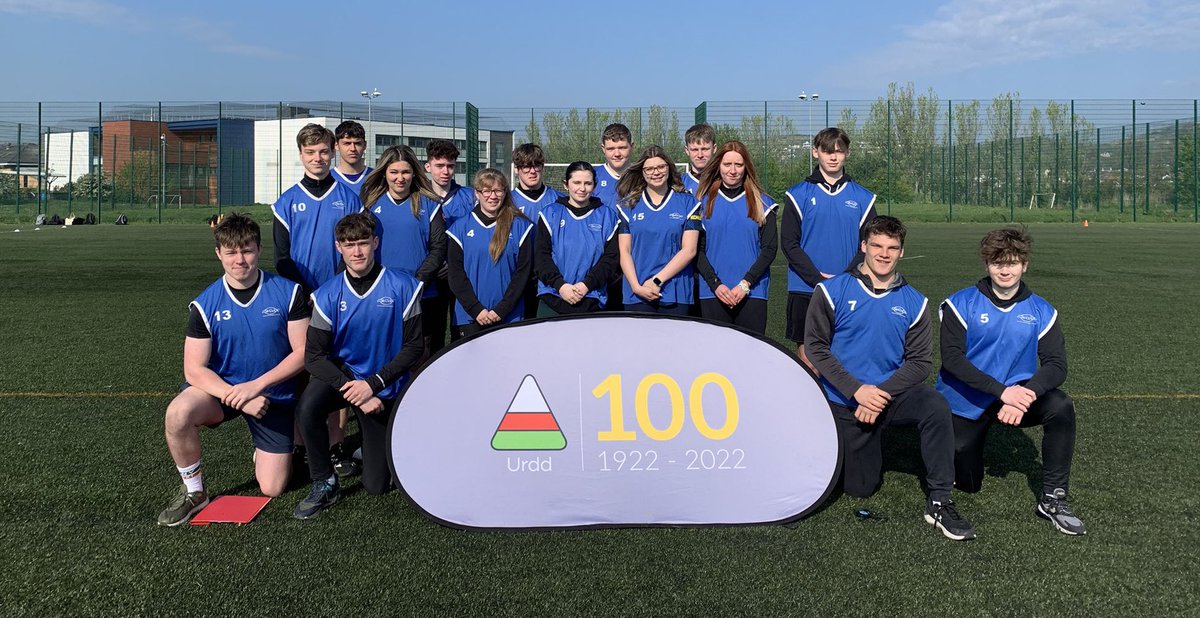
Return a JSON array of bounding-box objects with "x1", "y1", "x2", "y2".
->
[
  {"x1": 1144, "y1": 121, "x2": 1150, "y2": 215},
  {"x1": 1174, "y1": 119, "x2": 1179, "y2": 213},
  {"x1": 67, "y1": 130, "x2": 74, "y2": 213},
  {"x1": 36, "y1": 102, "x2": 42, "y2": 215},
  {"x1": 158, "y1": 101, "x2": 164, "y2": 223},
  {"x1": 1131, "y1": 100, "x2": 1137, "y2": 215},
  {"x1": 278, "y1": 102, "x2": 285, "y2": 198},
  {"x1": 885, "y1": 98, "x2": 891, "y2": 215},
  {"x1": 97, "y1": 102, "x2": 103, "y2": 221},
  {"x1": 1095, "y1": 128, "x2": 1100, "y2": 213},
  {"x1": 1120, "y1": 126, "x2": 1125, "y2": 213},
  {"x1": 948, "y1": 100, "x2": 954, "y2": 221},
  {"x1": 15, "y1": 123, "x2": 21, "y2": 215},
  {"x1": 217, "y1": 101, "x2": 223, "y2": 214}
]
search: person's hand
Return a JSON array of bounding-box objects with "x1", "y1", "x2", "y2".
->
[
  {"x1": 997, "y1": 403, "x2": 1025, "y2": 426},
  {"x1": 340, "y1": 380, "x2": 375, "y2": 407},
  {"x1": 725, "y1": 281, "x2": 751, "y2": 307},
  {"x1": 714, "y1": 284, "x2": 735, "y2": 306},
  {"x1": 476, "y1": 309, "x2": 496, "y2": 325},
  {"x1": 1000, "y1": 385, "x2": 1036, "y2": 412},
  {"x1": 853, "y1": 384, "x2": 892, "y2": 418},
  {"x1": 483, "y1": 309, "x2": 502, "y2": 324},
  {"x1": 572, "y1": 282, "x2": 590, "y2": 298},
  {"x1": 558, "y1": 283, "x2": 581, "y2": 304},
  {"x1": 222, "y1": 380, "x2": 264, "y2": 410},
  {"x1": 359, "y1": 396, "x2": 384, "y2": 415},
  {"x1": 242, "y1": 395, "x2": 270, "y2": 419},
  {"x1": 633, "y1": 283, "x2": 658, "y2": 302},
  {"x1": 642, "y1": 278, "x2": 663, "y2": 299}
]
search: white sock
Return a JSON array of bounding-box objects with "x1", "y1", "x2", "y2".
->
[
  {"x1": 177, "y1": 460, "x2": 203, "y2": 493},
  {"x1": 326, "y1": 474, "x2": 337, "y2": 486}
]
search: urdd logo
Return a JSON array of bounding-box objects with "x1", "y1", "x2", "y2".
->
[{"x1": 491, "y1": 375, "x2": 567, "y2": 451}]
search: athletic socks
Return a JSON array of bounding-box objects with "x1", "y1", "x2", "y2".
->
[{"x1": 178, "y1": 460, "x2": 204, "y2": 493}]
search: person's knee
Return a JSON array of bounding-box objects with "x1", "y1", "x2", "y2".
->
[
  {"x1": 910, "y1": 387, "x2": 952, "y2": 425},
  {"x1": 165, "y1": 395, "x2": 201, "y2": 433},
  {"x1": 259, "y1": 476, "x2": 287, "y2": 497},
  {"x1": 1040, "y1": 390, "x2": 1076, "y2": 428}
]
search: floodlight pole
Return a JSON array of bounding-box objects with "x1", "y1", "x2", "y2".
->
[
  {"x1": 360, "y1": 88, "x2": 382, "y2": 161},
  {"x1": 798, "y1": 91, "x2": 821, "y2": 174}
]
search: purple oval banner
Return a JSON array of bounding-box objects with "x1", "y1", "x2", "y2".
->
[{"x1": 389, "y1": 315, "x2": 839, "y2": 529}]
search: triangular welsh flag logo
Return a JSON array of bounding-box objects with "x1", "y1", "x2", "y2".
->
[{"x1": 491, "y1": 375, "x2": 567, "y2": 451}]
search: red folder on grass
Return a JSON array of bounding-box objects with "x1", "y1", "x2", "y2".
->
[{"x1": 190, "y1": 496, "x2": 271, "y2": 526}]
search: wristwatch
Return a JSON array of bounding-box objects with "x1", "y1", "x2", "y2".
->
[
  {"x1": 652, "y1": 277, "x2": 663, "y2": 287},
  {"x1": 737, "y1": 281, "x2": 751, "y2": 293}
]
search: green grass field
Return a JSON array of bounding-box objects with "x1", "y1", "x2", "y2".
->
[{"x1": 0, "y1": 222, "x2": 1196, "y2": 616}]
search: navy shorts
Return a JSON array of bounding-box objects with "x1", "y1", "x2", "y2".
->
[{"x1": 215, "y1": 400, "x2": 295, "y2": 454}]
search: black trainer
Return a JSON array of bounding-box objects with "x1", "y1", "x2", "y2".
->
[
  {"x1": 1037, "y1": 488, "x2": 1087, "y2": 535},
  {"x1": 925, "y1": 499, "x2": 976, "y2": 541},
  {"x1": 293, "y1": 478, "x2": 339, "y2": 520},
  {"x1": 330, "y1": 442, "x2": 361, "y2": 478}
]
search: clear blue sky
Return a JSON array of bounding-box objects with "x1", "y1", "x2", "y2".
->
[{"x1": 2, "y1": 0, "x2": 1197, "y2": 105}]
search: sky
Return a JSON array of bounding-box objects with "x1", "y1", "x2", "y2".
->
[{"x1": 1, "y1": 0, "x2": 1198, "y2": 106}]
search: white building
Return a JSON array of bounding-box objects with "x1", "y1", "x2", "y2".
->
[{"x1": 43, "y1": 130, "x2": 92, "y2": 190}]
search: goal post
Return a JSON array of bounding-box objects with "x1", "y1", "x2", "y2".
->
[{"x1": 1028, "y1": 192, "x2": 1056, "y2": 209}]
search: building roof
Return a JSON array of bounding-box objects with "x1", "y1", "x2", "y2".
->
[{"x1": 0, "y1": 143, "x2": 39, "y2": 165}]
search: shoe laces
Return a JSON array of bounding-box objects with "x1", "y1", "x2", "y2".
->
[
  {"x1": 935, "y1": 501, "x2": 964, "y2": 522},
  {"x1": 308, "y1": 480, "x2": 332, "y2": 499},
  {"x1": 1048, "y1": 496, "x2": 1075, "y2": 517}
]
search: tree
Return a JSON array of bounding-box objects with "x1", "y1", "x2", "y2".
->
[
  {"x1": 953, "y1": 100, "x2": 982, "y2": 204},
  {"x1": 114, "y1": 151, "x2": 160, "y2": 202},
  {"x1": 66, "y1": 173, "x2": 113, "y2": 200}
]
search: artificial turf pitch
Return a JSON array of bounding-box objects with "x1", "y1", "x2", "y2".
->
[{"x1": 0, "y1": 221, "x2": 1196, "y2": 616}]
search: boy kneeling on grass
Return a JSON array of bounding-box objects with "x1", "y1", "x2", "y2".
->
[
  {"x1": 937, "y1": 227, "x2": 1086, "y2": 535},
  {"x1": 159, "y1": 213, "x2": 310, "y2": 526},
  {"x1": 293, "y1": 212, "x2": 425, "y2": 519}
]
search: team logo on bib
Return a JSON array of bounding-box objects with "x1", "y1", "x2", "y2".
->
[
  {"x1": 378, "y1": 296, "x2": 395, "y2": 308},
  {"x1": 669, "y1": 212, "x2": 684, "y2": 220},
  {"x1": 333, "y1": 200, "x2": 346, "y2": 209},
  {"x1": 261, "y1": 306, "x2": 281, "y2": 317},
  {"x1": 1017, "y1": 314, "x2": 1038, "y2": 325},
  {"x1": 588, "y1": 223, "x2": 603, "y2": 232},
  {"x1": 890, "y1": 306, "x2": 908, "y2": 318},
  {"x1": 845, "y1": 200, "x2": 859, "y2": 208}
]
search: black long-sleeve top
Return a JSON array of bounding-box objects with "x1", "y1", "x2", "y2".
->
[
  {"x1": 534, "y1": 197, "x2": 619, "y2": 313},
  {"x1": 780, "y1": 171, "x2": 875, "y2": 289},
  {"x1": 414, "y1": 205, "x2": 448, "y2": 286},
  {"x1": 694, "y1": 185, "x2": 778, "y2": 292},
  {"x1": 805, "y1": 267, "x2": 933, "y2": 398},
  {"x1": 304, "y1": 262, "x2": 424, "y2": 395},
  {"x1": 446, "y1": 205, "x2": 534, "y2": 321},
  {"x1": 939, "y1": 278, "x2": 1068, "y2": 398},
  {"x1": 274, "y1": 174, "x2": 337, "y2": 293}
]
